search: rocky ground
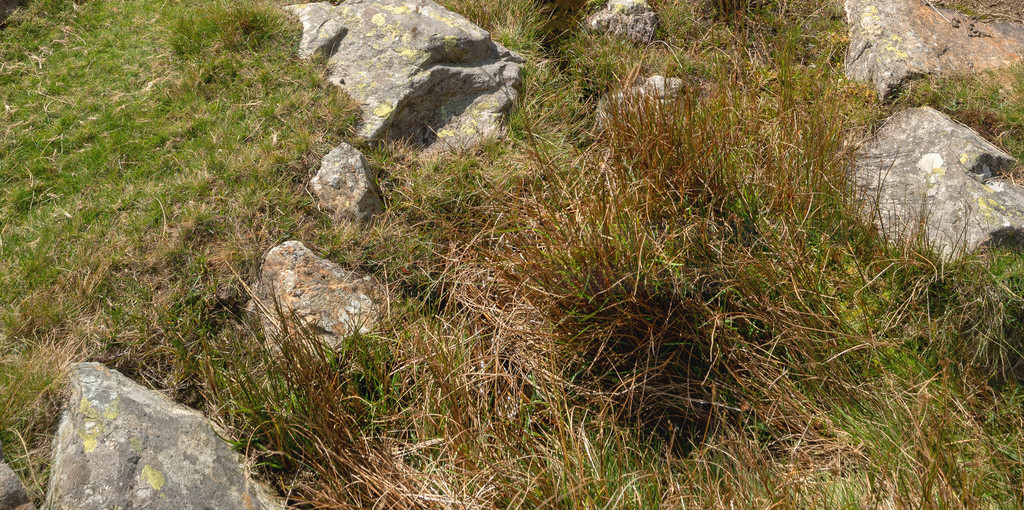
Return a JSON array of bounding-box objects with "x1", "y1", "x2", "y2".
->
[{"x1": 4, "y1": 0, "x2": 1024, "y2": 507}]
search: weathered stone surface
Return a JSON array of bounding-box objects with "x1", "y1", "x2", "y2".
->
[
  {"x1": 0, "y1": 447, "x2": 33, "y2": 510},
  {"x1": 853, "y1": 107, "x2": 1024, "y2": 258},
  {"x1": 585, "y1": 0, "x2": 658, "y2": 45},
  {"x1": 597, "y1": 75, "x2": 684, "y2": 126},
  {"x1": 845, "y1": 0, "x2": 1024, "y2": 100},
  {"x1": 45, "y1": 363, "x2": 279, "y2": 510},
  {"x1": 310, "y1": 143, "x2": 383, "y2": 223},
  {"x1": 284, "y1": 0, "x2": 524, "y2": 153},
  {"x1": 255, "y1": 241, "x2": 383, "y2": 346},
  {"x1": 612, "y1": 75, "x2": 683, "y2": 104},
  {"x1": 286, "y1": 1, "x2": 350, "y2": 58}
]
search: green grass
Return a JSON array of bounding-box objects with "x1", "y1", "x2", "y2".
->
[{"x1": 3, "y1": 0, "x2": 1024, "y2": 507}]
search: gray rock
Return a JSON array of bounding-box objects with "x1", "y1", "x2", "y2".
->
[
  {"x1": 255, "y1": 241, "x2": 383, "y2": 348},
  {"x1": 585, "y1": 0, "x2": 658, "y2": 45},
  {"x1": 45, "y1": 363, "x2": 280, "y2": 510},
  {"x1": 310, "y1": 143, "x2": 383, "y2": 223},
  {"x1": 285, "y1": 2, "x2": 350, "y2": 58},
  {"x1": 284, "y1": 0, "x2": 524, "y2": 153},
  {"x1": 597, "y1": 75, "x2": 684, "y2": 126},
  {"x1": 845, "y1": 0, "x2": 1024, "y2": 100},
  {"x1": 0, "y1": 459, "x2": 33, "y2": 510},
  {"x1": 853, "y1": 107, "x2": 1024, "y2": 258},
  {"x1": 613, "y1": 75, "x2": 683, "y2": 103}
]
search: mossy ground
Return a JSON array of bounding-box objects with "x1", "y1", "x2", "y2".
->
[{"x1": 2, "y1": 0, "x2": 1024, "y2": 507}]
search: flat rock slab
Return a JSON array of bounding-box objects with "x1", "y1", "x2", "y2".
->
[
  {"x1": 309, "y1": 143, "x2": 383, "y2": 223},
  {"x1": 255, "y1": 241, "x2": 384, "y2": 347},
  {"x1": 854, "y1": 107, "x2": 1024, "y2": 258},
  {"x1": 45, "y1": 363, "x2": 279, "y2": 510},
  {"x1": 585, "y1": 0, "x2": 657, "y2": 45},
  {"x1": 845, "y1": 0, "x2": 1024, "y2": 99},
  {"x1": 285, "y1": 0, "x2": 523, "y2": 153}
]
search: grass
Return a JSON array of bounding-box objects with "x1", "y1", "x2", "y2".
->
[{"x1": 2, "y1": 0, "x2": 1024, "y2": 507}]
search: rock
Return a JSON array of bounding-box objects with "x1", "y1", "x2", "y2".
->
[
  {"x1": 284, "y1": 0, "x2": 524, "y2": 153},
  {"x1": 585, "y1": 0, "x2": 658, "y2": 45},
  {"x1": 845, "y1": 0, "x2": 1024, "y2": 100},
  {"x1": 45, "y1": 363, "x2": 280, "y2": 510},
  {"x1": 612, "y1": 75, "x2": 684, "y2": 104},
  {"x1": 309, "y1": 143, "x2": 383, "y2": 223},
  {"x1": 286, "y1": 2, "x2": 350, "y2": 58},
  {"x1": 255, "y1": 241, "x2": 383, "y2": 347},
  {"x1": 853, "y1": 107, "x2": 1024, "y2": 258},
  {"x1": 597, "y1": 75, "x2": 684, "y2": 126},
  {"x1": 0, "y1": 454, "x2": 33, "y2": 510}
]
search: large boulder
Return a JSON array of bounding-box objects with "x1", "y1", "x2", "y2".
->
[
  {"x1": 845, "y1": 0, "x2": 1024, "y2": 100},
  {"x1": 254, "y1": 241, "x2": 384, "y2": 347},
  {"x1": 285, "y1": 0, "x2": 524, "y2": 153},
  {"x1": 45, "y1": 363, "x2": 280, "y2": 510},
  {"x1": 585, "y1": 0, "x2": 658, "y2": 45},
  {"x1": 853, "y1": 107, "x2": 1024, "y2": 258},
  {"x1": 0, "y1": 444, "x2": 33, "y2": 510},
  {"x1": 309, "y1": 143, "x2": 383, "y2": 223}
]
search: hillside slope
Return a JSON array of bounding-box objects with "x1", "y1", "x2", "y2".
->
[{"x1": 3, "y1": 0, "x2": 1024, "y2": 507}]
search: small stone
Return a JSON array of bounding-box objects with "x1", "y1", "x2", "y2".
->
[
  {"x1": 284, "y1": 0, "x2": 524, "y2": 153},
  {"x1": 853, "y1": 107, "x2": 1024, "y2": 258},
  {"x1": 254, "y1": 241, "x2": 384, "y2": 348},
  {"x1": 0, "y1": 457, "x2": 33, "y2": 510},
  {"x1": 844, "y1": 0, "x2": 1024, "y2": 100},
  {"x1": 310, "y1": 143, "x2": 383, "y2": 223},
  {"x1": 585, "y1": 0, "x2": 658, "y2": 45},
  {"x1": 597, "y1": 75, "x2": 684, "y2": 126},
  {"x1": 45, "y1": 363, "x2": 280, "y2": 510}
]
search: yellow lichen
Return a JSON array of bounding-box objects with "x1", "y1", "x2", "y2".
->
[
  {"x1": 141, "y1": 465, "x2": 166, "y2": 491},
  {"x1": 399, "y1": 48, "x2": 425, "y2": 60},
  {"x1": 882, "y1": 35, "x2": 909, "y2": 58},
  {"x1": 372, "y1": 13, "x2": 387, "y2": 26},
  {"x1": 380, "y1": 4, "x2": 411, "y2": 15},
  {"x1": 76, "y1": 397, "x2": 119, "y2": 454},
  {"x1": 373, "y1": 104, "x2": 394, "y2": 117},
  {"x1": 102, "y1": 398, "x2": 120, "y2": 420}
]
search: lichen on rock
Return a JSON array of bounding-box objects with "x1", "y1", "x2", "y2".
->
[
  {"x1": 309, "y1": 143, "x2": 383, "y2": 223},
  {"x1": 844, "y1": 0, "x2": 1024, "y2": 99},
  {"x1": 853, "y1": 107, "x2": 1024, "y2": 258},
  {"x1": 45, "y1": 363, "x2": 280, "y2": 510},
  {"x1": 284, "y1": 0, "x2": 524, "y2": 153},
  {"x1": 254, "y1": 241, "x2": 385, "y2": 348},
  {"x1": 585, "y1": 0, "x2": 658, "y2": 45}
]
